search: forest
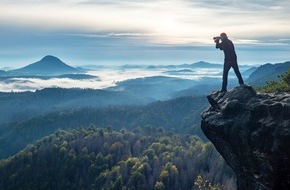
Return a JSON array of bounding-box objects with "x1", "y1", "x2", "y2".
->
[
  {"x1": 0, "y1": 95, "x2": 208, "y2": 159},
  {"x1": 0, "y1": 127, "x2": 236, "y2": 190},
  {"x1": 257, "y1": 68, "x2": 290, "y2": 92},
  {"x1": 2, "y1": 68, "x2": 289, "y2": 189},
  {"x1": 0, "y1": 88, "x2": 151, "y2": 124}
]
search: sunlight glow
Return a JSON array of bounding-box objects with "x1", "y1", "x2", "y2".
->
[{"x1": 1, "y1": 0, "x2": 290, "y2": 45}]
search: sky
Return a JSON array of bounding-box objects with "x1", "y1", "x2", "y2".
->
[{"x1": 0, "y1": 0, "x2": 290, "y2": 68}]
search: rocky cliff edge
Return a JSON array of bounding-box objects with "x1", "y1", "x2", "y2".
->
[{"x1": 201, "y1": 85, "x2": 290, "y2": 190}]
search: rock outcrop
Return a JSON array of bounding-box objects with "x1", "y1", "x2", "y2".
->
[{"x1": 201, "y1": 85, "x2": 290, "y2": 190}]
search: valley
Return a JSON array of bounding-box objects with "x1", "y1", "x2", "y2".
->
[{"x1": 1, "y1": 56, "x2": 290, "y2": 189}]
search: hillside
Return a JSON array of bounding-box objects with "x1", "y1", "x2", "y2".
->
[
  {"x1": 0, "y1": 88, "x2": 150, "y2": 124},
  {"x1": 146, "y1": 61, "x2": 221, "y2": 69},
  {"x1": 0, "y1": 70, "x2": 6, "y2": 76},
  {"x1": 109, "y1": 76, "x2": 204, "y2": 100},
  {"x1": 188, "y1": 61, "x2": 221, "y2": 68},
  {"x1": 11, "y1": 55, "x2": 79, "y2": 76},
  {"x1": 0, "y1": 96, "x2": 208, "y2": 159},
  {"x1": 0, "y1": 127, "x2": 236, "y2": 190},
  {"x1": 241, "y1": 66, "x2": 257, "y2": 78},
  {"x1": 247, "y1": 61, "x2": 290, "y2": 85},
  {"x1": 257, "y1": 68, "x2": 290, "y2": 92},
  {"x1": 109, "y1": 74, "x2": 241, "y2": 101}
]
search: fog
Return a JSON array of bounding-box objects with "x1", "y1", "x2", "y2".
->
[{"x1": 0, "y1": 65, "x2": 250, "y2": 92}]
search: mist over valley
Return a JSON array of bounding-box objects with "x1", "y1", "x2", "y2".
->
[{"x1": 0, "y1": 56, "x2": 257, "y2": 92}]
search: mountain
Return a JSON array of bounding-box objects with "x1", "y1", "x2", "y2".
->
[
  {"x1": 172, "y1": 83, "x2": 221, "y2": 97},
  {"x1": 241, "y1": 66, "x2": 257, "y2": 78},
  {"x1": 163, "y1": 69, "x2": 193, "y2": 75},
  {"x1": 201, "y1": 86, "x2": 290, "y2": 189},
  {"x1": 146, "y1": 61, "x2": 221, "y2": 70},
  {"x1": 108, "y1": 76, "x2": 196, "y2": 100},
  {"x1": 0, "y1": 88, "x2": 150, "y2": 124},
  {"x1": 257, "y1": 66, "x2": 290, "y2": 92},
  {"x1": 187, "y1": 61, "x2": 221, "y2": 68},
  {"x1": 108, "y1": 75, "x2": 235, "y2": 101},
  {"x1": 0, "y1": 70, "x2": 7, "y2": 76},
  {"x1": 247, "y1": 61, "x2": 290, "y2": 86},
  {"x1": 11, "y1": 55, "x2": 80, "y2": 76}
]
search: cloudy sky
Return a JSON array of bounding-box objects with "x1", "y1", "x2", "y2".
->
[{"x1": 1, "y1": 0, "x2": 290, "y2": 68}]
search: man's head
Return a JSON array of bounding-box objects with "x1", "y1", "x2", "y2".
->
[{"x1": 220, "y1": 33, "x2": 228, "y2": 40}]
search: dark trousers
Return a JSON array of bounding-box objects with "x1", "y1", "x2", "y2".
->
[{"x1": 222, "y1": 61, "x2": 244, "y2": 91}]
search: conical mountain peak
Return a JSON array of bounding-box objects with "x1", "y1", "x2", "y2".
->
[
  {"x1": 41, "y1": 55, "x2": 62, "y2": 62},
  {"x1": 12, "y1": 55, "x2": 79, "y2": 76}
]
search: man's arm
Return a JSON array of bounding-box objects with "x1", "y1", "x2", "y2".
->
[{"x1": 216, "y1": 40, "x2": 223, "y2": 50}]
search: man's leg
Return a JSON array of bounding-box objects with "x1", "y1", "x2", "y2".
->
[
  {"x1": 232, "y1": 63, "x2": 244, "y2": 85},
  {"x1": 222, "y1": 63, "x2": 231, "y2": 91}
]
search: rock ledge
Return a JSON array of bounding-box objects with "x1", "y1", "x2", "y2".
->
[{"x1": 201, "y1": 85, "x2": 290, "y2": 190}]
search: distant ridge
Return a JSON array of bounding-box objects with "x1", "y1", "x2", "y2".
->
[
  {"x1": 0, "y1": 70, "x2": 6, "y2": 76},
  {"x1": 146, "y1": 61, "x2": 221, "y2": 69},
  {"x1": 11, "y1": 55, "x2": 79, "y2": 76},
  {"x1": 189, "y1": 61, "x2": 221, "y2": 68},
  {"x1": 247, "y1": 61, "x2": 290, "y2": 85}
]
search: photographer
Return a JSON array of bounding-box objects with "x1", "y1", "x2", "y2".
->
[{"x1": 215, "y1": 33, "x2": 244, "y2": 92}]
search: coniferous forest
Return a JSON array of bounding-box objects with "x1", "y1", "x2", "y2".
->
[
  {"x1": 0, "y1": 127, "x2": 236, "y2": 190},
  {"x1": 0, "y1": 96, "x2": 207, "y2": 159}
]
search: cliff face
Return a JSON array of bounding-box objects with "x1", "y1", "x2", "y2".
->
[{"x1": 201, "y1": 85, "x2": 290, "y2": 190}]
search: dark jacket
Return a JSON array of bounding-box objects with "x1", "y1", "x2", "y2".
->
[{"x1": 216, "y1": 38, "x2": 237, "y2": 62}]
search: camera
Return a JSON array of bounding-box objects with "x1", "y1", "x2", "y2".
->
[
  {"x1": 213, "y1": 36, "x2": 221, "y2": 40},
  {"x1": 213, "y1": 36, "x2": 221, "y2": 43}
]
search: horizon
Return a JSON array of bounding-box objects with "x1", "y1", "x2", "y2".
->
[
  {"x1": 1, "y1": 0, "x2": 290, "y2": 67},
  {"x1": 1, "y1": 54, "x2": 289, "y2": 70},
  {"x1": 0, "y1": 55, "x2": 257, "y2": 92}
]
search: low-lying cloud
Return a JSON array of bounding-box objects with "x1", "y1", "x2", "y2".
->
[
  {"x1": 0, "y1": 65, "x2": 255, "y2": 92},
  {"x1": 0, "y1": 69, "x2": 164, "y2": 92},
  {"x1": 0, "y1": 78, "x2": 102, "y2": 92}
]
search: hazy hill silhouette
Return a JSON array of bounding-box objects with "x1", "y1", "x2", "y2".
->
[
  {"x1": 0, "y1": 95, "x2": 207, "y2": 159},
  {"x1": 242, "y1": 66, "x2": 257, "y2": 78},
  {"x1": 0, "y1": 70, "x2": 6, "y2": 76},
  {"x1": 11, "y1": 55, "x2": 79, "y2": 76},
  {"x1": 187, "y1": 61, "x2": 221, "y2": 68},
  {"x1": 146, "y1": 61, "x2": 221, "y2": 69},
  {"x1": 247, "y1": 61, "x2": 290, "y2": 85}
]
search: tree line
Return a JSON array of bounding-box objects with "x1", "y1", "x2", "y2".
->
[
  {"x1": 0, "y1": 127, "x2": 236, "y2": 190},
  {"x1": 0, "y1": 96, "x2": 208, "y2": 159}
]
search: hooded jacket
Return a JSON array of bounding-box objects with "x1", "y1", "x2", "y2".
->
[{"x1": 216, "y1": 38, "x2": 237, "y2": 62}]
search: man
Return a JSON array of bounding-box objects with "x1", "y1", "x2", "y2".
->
[{"x1": 215, "y1": 33, "x2": 244, "y2": 92}]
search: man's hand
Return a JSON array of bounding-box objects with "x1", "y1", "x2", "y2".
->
[{"x1": 214, "y1": 39, "x2": 220, "y2": 43}]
